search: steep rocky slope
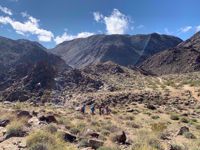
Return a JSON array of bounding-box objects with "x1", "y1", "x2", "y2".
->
[
  {"x1": 140, "y1": 32, "x2": 200, "y2": 75},
  {"x1": 0, "y1": 37, "x2": 69, "y2": 91},
  {"x1": 51, "y1": 33, "x2": 182, "y2": 68}
]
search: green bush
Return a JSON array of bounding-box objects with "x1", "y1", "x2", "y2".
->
[
  {"x1": 180, "y1": 117, "x2": 189, "y2": 123},
  {"x1": 195, "y1": 124, "x2": 200, "y2": 130},
  {"x1": 151, "y1": 115, "x2": 160, "y2": 120},
  {"x1": 44, "y1": 124, "x2": 57, "y2": 133},
  {"x1": 151, "y1": 122, "x2": 167, "y2": 132},
  {"x1": 27, "y1": 130, "x2": 75, "y2": 150},
  {"x1": 170, "y1": 114, "x2": 180, "y2": 120},
  {"x1": 183, "y1": 132, "x2": 196, "y2": 139},
  {"x1": 6, "y1": 121, "x2": 24, "y2": 137}
]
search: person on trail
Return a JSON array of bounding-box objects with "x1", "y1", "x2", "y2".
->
[
  {"x1": 81, "y1": 103, "x2": 86, "y2": 114},
  {"x1": 99, "y1": 104, "x2": 103, "y2": 115},
  {"x1": 105, "y1": 105, "x2": 111, "y2": 115},
  {"x1": 90, "y1": 103, "x2": 95, "y2": 115}
]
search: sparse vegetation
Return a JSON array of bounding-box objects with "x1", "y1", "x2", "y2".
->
[{"x1": 170, "y1": 114, "x2": 180, "y2": 120}]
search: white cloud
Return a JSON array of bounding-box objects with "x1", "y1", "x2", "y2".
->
[
  {"x1": 0, "y1": 5, "x2": 12, "y2": 15},
  {"x1": 164, "y1": 28, "x2": 173, "y2": 35},
  {"x1": 93, "y1": 12, "x2": 103, "y2": 22},
  {"x1": 21, "y1": 12, "x2": 29, "y2": 18},
  {"x1": 0, "y1": 16, "x2": 54, "y2": 42},
  {"x1": 179, "y1": 26, "x2": 192, "y2": 33},
  {"x1": 54, "y1": 32, "x2": 94, "y2": 44},
  {"x1": 196, "y1": 26, "x2": 200, "y2": 32},
  {"x1": 93, "y1": 9, "x2": 130, "y2": 34}
]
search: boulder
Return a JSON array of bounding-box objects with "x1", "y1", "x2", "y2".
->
[
  {"x1": 84, "y1": 129, "x2": 100, "y2": 138},
  {"x1": 147, "y1": 104, "x2": 156, "y2": 110},
  {"x1": 17, "y1": 110, "x2": 32, "y2": 118},
  {"x1": 4, "y1": 130, "x2": 27, "y2": 140},
  {"x1": 113, "y1": 131, "x2": 127, "y2": 144},
  {"x1": 38, "y1": 115, "x2": 57, "y2": 123},
  {"x1": 64, "y1": 132, "x2": 76, "y2": 143},
  {"x1": 88, "y1": 139, "x2": 103, "y2": 149},
  {"x1": 177, "y1": 126, "x2": 189, "y2": 135},
  {"x1": 0, "y1": 120, "x2": 10, "y2": 127}
]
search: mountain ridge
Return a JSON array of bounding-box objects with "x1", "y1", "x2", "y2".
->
[
  {"x1": 140, "y1": 32, "x2": 200, "y2": 75},
  {"x1": 51, "y1": 33, "x2": 182, "y2": 68}
]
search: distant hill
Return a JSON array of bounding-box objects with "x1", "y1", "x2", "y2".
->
[
  {"x1": 140, "y1": 32, "x2": 200, "y2": 75},
  {"x1": 51, "y1": 33, "x2": 182, "y2": 68},
  {"x1": 0, "y1": 37, "x2": 69, "y2": 91}
]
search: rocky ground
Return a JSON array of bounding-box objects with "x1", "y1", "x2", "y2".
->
[{"x1": 0, "y1": 67, "x2": 200, "y2": 150}]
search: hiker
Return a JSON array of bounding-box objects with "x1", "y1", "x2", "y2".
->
[
  {"x1": 99, "y1": 104, "x2": 103, "y2": 115},
  {"x1": 90, "y1": 103, "x2": 95, "y2": 115},
  {"x1": 105, "y1": 105, "x2": 111, "y2": 115},
  {"x1": 81, "y1": 103, "x2": 86, "y2": 114}
]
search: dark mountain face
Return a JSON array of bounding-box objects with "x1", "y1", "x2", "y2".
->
[
  {"x1": 51, "y1": 33, "x2": 182, "y2": 68},
  {"x1": 0, "y1": 37, "x2": 69, "y2": 91},
  {"x1": 140, "y1": 32, "x2": 200, "y2": 75}
]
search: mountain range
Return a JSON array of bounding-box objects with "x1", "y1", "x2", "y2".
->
[
  {"x1": 0, "y1": 32, "x2": 200, "y2": 102},
  {"x1": 51, "y1": 33, "x2": 182, "y2": 68},
  {"x1": 140, "y1": 32, "x2": 200, "y2": 75}
]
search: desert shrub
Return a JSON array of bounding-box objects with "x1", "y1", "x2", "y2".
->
[
  {"x1": 91, "y1": 120, "x2": 101, "y2": 127},
  {"x1": 180, "y1": 117, "x2": 189, "y2": 123},
  {"x1": 183, "y1": 132, "x2": 196, "y2": 139},
  {"x1": 101, "y1": 129, "x2": 111, "y2": 136},
  {"x1": 57, "y1": 116, "x2": 73, "y2": 129},
  {"x1": 97, "y1": 146, "x2": 120, "y2": 150},
  {"x1": 190, "y1": 118, "x2": 198, "y2": 123},
  {"x1": 44, "y1": 124, "x2": 57, "y2": 133},
  {"x1": 13, "y1": 102, "x2": 25, "y2": 110},
  {"x1": 103, "y1": 124, "x2": 119, "y2": 132},
  {"x1": 151, "y1": 115, "x2": 160, "y2": 120},
  {"x1": 70, "y1": 127, "x2": 81, "y2": 135},
  {"x1": 151, "y1": 122, "x2": 167, "y2": 133},
  {"x1": 26, "y1": 130, "x2": 76, "y2": 150},
  {"x1": 126, "y1": 121, "x2": 140, "y2": 128},
  {"x1": 132, "y1": 144, "x2": 157, "y2": 150},
  {"x1": 78, "y1": 138, "x2": 89, "y2": 148},
  {"x1": 29, "y1": 143, "x2": 49, "y2": 150},
  {"x1": 6, "y1": 121, "x2": 24, "y2": 137},
  {"x1": 148, "y1": 138, "x2": 163, "y2": 150},
  {"x1": 76, "y1": 122, "x2": 86, "y2": 131},
  {"x1": 170, "y1": 114, "x2": 180, "y2": 120},
  {"x1": 74, "y1": 114, "x2": 85, "y2": 120},
  {"x1": 124, "y1": 115, "x2": 135, "y2": 121},
  {"x1": 195, "y1": 124, "x2": 200, "y2": 130},
  {"x1": 170, "y1": 144, "x2": 183, "y2": 150}
]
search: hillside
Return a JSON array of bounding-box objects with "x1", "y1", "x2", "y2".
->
[
  {"x1": 140, "y1": 32, "x2": 200, "y2": 75},
  {"x1": 51, "y1": 33, "x2": 182, "y2": 68}
]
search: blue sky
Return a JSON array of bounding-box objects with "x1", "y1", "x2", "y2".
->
[{"x1": 0, "y1": 0, "x2": 200, "y2": 48}]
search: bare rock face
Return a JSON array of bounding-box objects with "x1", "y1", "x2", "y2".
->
[
  {"x1": 51, "y1": 34, "x2": 182, "y2": 68},
  {"x1": 24, "y1": 61, "x2": 56, "y2": 91},
  {"x1": 58, "y1": 69, "x2": 103, "y2": 92},
  {"x1": 140, "y1": 32, "x2": 200, "y2": 75},
  {"x1": 0, "y1": 37, "x2": 68, "y2": 90}
]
